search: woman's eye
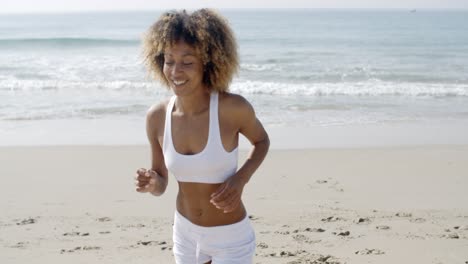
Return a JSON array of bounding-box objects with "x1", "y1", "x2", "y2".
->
[
  {"x1": 183, "y1": 62, "x2": 193, "y2": 66},
  {"x1": 165, "y1": 61, "x2": 175, "y2": 65}
]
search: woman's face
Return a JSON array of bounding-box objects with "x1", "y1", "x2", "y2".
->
[{"x1": 163, "y1": 41, "x2": 205, "y2": 96}]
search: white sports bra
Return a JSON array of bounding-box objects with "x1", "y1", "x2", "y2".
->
[{"x1": 162, "y1": 92, "x2": 238, "y2": 184}]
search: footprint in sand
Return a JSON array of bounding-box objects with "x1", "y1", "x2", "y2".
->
[
  {"x1": 291, "y1": 234, "x2": 322, "y2": 245},
  {"x1": 316, "y1": 179, "x2": 344, "y2": 192},
  {"x1": 355, "y1": 217, "x2": 371, "y2": 224},
  {"x1": 63, "y1": 232, "x2": 80, "y2": 236},
  {"x1": 303, "y1": 227, "x2": 326, "y2": 232},
  {"x1": 82, "y1": 246, "x2": 100, "y2": 250},
  {"x1": 355, "y1": 248, "x2": 385, "y2": 255},
  {"x1": 63, "y1": 232, "x2": 90, "y2": 237},
  {"x1": 248, "y1": 215, "x2": 260, "y2": 221},
  {"x1": 316, "y1": 255, "x2": 340, "y2": 262},
  {"x1": 314, "y1": 254, "x2": 342, "y2": 264},
  {"x1": 16, "y1": 218, "x2": 37, "y2": 225},
  {"x1": 257, "y1": 242, "x2": 269, "y2": 249},
  {"x1": 410, "y1": 218, "x2": 426, "y2": 223},
  {"x1": 395, "y1": 212, "x2": 412, "y2": 217},
  {"x1": 286, "y1": 254, "x2": 341, "y2": 264},
  {"x1": 376, "y1": 225, "x2": 391, "y2": 230},
  {"x1": 444, "y1": 233, "x2": 459, "y2": 239},
  {"x1": 293, "y1": 228, "x2": 324, "y2": 233},
  {"x1": 137, "y1": 240, "x2": 167, "y2": 246},
  {"x1": 332, "y1": 231, "x2": 350, "y2": 236},
  {"x1": 60, "y1": 246, "x2": 101, "y2": 253},
  {"x1": 321, "y1": 216, "x2": 344, "y2": 222},
  {"x1": 292, "y1": 234, "x2": 309, "y2": 243},
  {"x1": 139, "y1": 240, "x2": 172, "y2": 250},
  {"x1": 10, "y1": 242, "x2": 28, "y2": 249},
  {"x1": 279, "y1": 250, "x2": 297, "y2": 257},
  {"x1": 267, "y1": 250, "x2": 307, "y2": 258}
]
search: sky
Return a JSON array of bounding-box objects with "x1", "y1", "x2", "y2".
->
[{"x1": 1, "y1": 0, "x2": 468, "y2": 14}]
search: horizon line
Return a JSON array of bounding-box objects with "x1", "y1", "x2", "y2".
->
[{"x1": 1, "y1": 7, "x2": 468, "y2": 15}]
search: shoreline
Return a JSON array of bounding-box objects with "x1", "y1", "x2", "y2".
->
[{"x1": 1, "y1": 120, "x2": 468, "y2": 148}]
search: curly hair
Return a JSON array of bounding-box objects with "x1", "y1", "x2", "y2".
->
[{"x1": 142, "y1": 9, "x2": 239, "y2": 92}]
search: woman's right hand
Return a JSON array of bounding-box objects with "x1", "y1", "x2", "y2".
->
[{"x1": 135, "y1": 168, "x2": 159, "y2": 193}]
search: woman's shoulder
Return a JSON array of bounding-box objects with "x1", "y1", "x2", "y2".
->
[
  {"x1": 218, "y1": 92, "x2": 255, "y2": 118},
  {"x1": 146, "y1": 98, "x2": 171, "y2": 125},
  {"x1": 219, "y1": 92, "x2": 251, "y2": 108}
]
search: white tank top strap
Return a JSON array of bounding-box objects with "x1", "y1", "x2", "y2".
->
[
  {"x1": 209, "y1": 91, "x2": 223, "y2": 148},
  {"x1": 163, "y1": 95, "x2": 176, "y2": 152}
]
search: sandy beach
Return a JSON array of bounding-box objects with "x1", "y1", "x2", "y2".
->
[
  {"x1": 2, "y1": 6, "x2": 468, "y2": 264},
  {"x1": 1, "y1": 144, "x2": 467, "y2": 263}
]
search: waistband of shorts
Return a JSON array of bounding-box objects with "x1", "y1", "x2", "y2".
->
[{"x1": 174, "y1": 210, "x2": 251, "y2": 234}]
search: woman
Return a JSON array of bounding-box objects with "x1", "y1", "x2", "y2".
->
[{"x1": 135, "y1": 9, "x2": 269, "y2": 264}]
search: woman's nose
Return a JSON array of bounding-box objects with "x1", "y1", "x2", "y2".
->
[{"x1": 171, "y1": 63, "x2": 183, "y2": 75}]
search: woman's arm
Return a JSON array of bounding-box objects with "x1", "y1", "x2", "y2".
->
[
  {"x1": 230, "y1": 96, "x2": 269, "y2": 185},
  {"x1": 135, "y1": 102, "x2": 169, "y2": 196},
  {"x1": 210, "y1": 95, "x2": 270, "y2": 213}
]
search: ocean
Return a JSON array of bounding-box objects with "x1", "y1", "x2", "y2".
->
[{"x1": 1, "y1": 9, "x2": 468, "y2": 146}]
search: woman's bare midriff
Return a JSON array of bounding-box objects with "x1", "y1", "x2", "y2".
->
[{"x1": 176, "y1": 182, "x2": 247, "y2": 227}]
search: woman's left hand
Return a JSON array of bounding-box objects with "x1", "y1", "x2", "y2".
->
[{"x1": 210, "y1": 175, "x2": 246, "y2": 213}]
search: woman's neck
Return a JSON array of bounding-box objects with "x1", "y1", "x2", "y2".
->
[{"x1": 174, "y1": 89, "x2": 211, "y2": 116}]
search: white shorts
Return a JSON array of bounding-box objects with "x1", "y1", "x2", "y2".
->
[{"x1": 172, "y1": 210, "x2": 256, "y2": 264}]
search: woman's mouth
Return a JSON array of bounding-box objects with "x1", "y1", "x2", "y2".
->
[{"x1": 172, "y1": 80, "x2": 188, "y2": 86}]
